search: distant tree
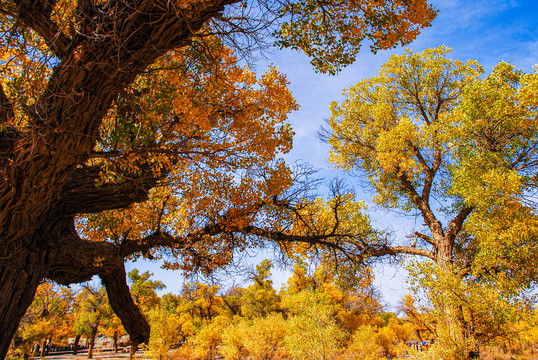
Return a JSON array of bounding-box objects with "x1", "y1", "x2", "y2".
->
[
  {"x1": 99, "y1": 306, "x2": 126, "y2": 353},
  {"x1": 191, "y1": 315, "x2": 230, "y2": 360},
  {"x1": 344, "y1": 325, "x2": 386, "y2": 360},
  {"x1": 397, "y1": 294, "x2": 434, "y2": 342},
  {"x1": 178, "y1": 282, "x2": 225, "y2": 325},
  {"x1": 326, "y1": 46, "x2": 538, "y2": 358},
  {"x1": 284, "y1": 289, "x2": 346, "y2": 360},
  {"x1": 147, "y1": 306, "x2": 182, "y2": 360},
  {"x1": 243, "y1": 314, "x2": 289, "y2": 360},
  {"x1": 11, "y1": 282, "x2": 73, "y2": 359},
  {"x1": 240, "y1": 259, "x2": 281, "y2": 318},
  {"x1": 73, "y1": 286, "x2": 109, "y2": 359},
  {"x1": 128, "y1": 269, "x2": 166, "y2": 314}
]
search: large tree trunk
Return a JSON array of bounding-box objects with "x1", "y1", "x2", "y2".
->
[
  {"x1": 435, "y1": 245, "x2": 480, "y2": 360},
  {"x1": 0, "y1": 246, "x2": 49, "y2": 360}
]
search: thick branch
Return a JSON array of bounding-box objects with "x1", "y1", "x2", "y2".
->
[
  {"x1": 46, "y1": 223, "x2": 121, "y2": 284},
  {"x1": 15, "y1": 0, "x2": 71, "y2": 58},
  {"x1": 46, "y1": 219, "x2": 150, "y2": 345},
  {"x1": 414, "y1": 231, "x2": 436, "y2": 246},
  {"x1": 100, "y1": 263, "x2": 151, "y2": 345},
  {"x1": 59, "y1": 165, "x2": 163, "y2": 215},
  {"x1": 446, "y1": 206, "x2": 473, "y2": 245},
  {"x1": 119, "y1": 230, "x2": 189, "y2": 258},
  {"x1": 238, "y1": 224, "x2": 437, "y2": 262},
  {"x1": 397, "y1": 170, "x2": 444, "y2": 242},
  {"x1": 366, "y1": 245, "x2": 436, "y2": 261}
]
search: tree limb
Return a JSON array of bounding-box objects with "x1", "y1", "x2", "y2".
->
[
  {"x1": 46, "y1": 219, "x2": 150, "y2": 345},
  {"x1": 412, "y1": 231, "x2": 436, "y2": 246},
  {"x1": 367, "y1": 245, "x2": 435, "y2": 261},
  {"x1": 14, "y1": 0, "x2": 71, "y2": 59},
  {"x1": 396, "y1": 169, "x2": 444, "y2": 241},
  {"x1": 59, "y1": 165, "x2": 164, "y2": 215},
  {"x1": 46, "y1": 222, "x2": 121, "y2": 284},
  {"x1": 446, "y1": 205, "x2": 473, "y2": 246},
  {"x1": 100, "y1": 262, "x2": 151, "y2": 345}
]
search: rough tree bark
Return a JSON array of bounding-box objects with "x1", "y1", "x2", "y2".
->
[{"x1": 0, "y1": 0, "x2": 238, "y2": 357}]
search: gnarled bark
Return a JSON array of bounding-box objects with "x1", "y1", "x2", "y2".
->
[
  {"x1": 0, "y1": 0, "x2": 238, "y2": 357},
  {"x1": 45, "y1": 218, "x2": 151, "y2": 344}
]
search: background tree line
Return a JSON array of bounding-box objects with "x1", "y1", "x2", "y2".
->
[{"x1": 9, "y1": 260, "x2": 538, "y2": 360}]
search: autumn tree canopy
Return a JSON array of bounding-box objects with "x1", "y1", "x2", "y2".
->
[{"x1": 0, "y1": 0, "x2": 436, "y2": 356}]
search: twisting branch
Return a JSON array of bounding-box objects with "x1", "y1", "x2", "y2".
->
[
  {"x1": 46, "y1": 218, "x2": 150, "y2": 345},
  {"x1": 100, "y1": 262, "x2": 150, "y2": 345},
  {"x1": 14, "y1": 0, "x2": 72, "y2": 58}
]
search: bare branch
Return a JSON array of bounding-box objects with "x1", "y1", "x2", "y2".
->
[{"x1": 414, "y1": 231, "x2": 437, "y2": 246}]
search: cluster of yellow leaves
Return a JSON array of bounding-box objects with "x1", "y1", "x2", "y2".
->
[
  {"x1": 148, "y1": 307, "x2": 182, "y2": 360},
  {"x1": 12, "y1": 281, "x2": 126, "y2": 359},
  {"x1": 329, "y1": 46, "x2": 482, "y2": 209},
  {"x1": 276, "y1": 0, "x2": 437, "y2": 74},
  {"x1": 15, "y1": 283, "x2": 74, "y2": 355},
  {"x1": 169, "y1": 260, "x2": 390, "y2": 360}
]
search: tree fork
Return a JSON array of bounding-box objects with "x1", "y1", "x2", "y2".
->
[{"x1": 45, "y1": 220, "x2": 151, "y2": 344}]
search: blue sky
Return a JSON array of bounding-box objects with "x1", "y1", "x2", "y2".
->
[{"x1": 127, "y1": 0, "x2": 538, "y2": 309}]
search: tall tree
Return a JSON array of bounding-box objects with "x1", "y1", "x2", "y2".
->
[
  {"x1": 128, "y1": 269, "x2": 165, "y2": 314},
  {"x1": 0, "y1": 0, "x2": 436, "y2": 355},
  {"x1": 326, "y1": 47, "x2": 538, "y2": 358},
  {"x1": 240, "y1": 259, "x2": 280, "y2": 318}
]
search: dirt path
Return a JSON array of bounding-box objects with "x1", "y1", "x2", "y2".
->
[{"x1": 30, "y1": 351, "x2": 149, "y2": 360}]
